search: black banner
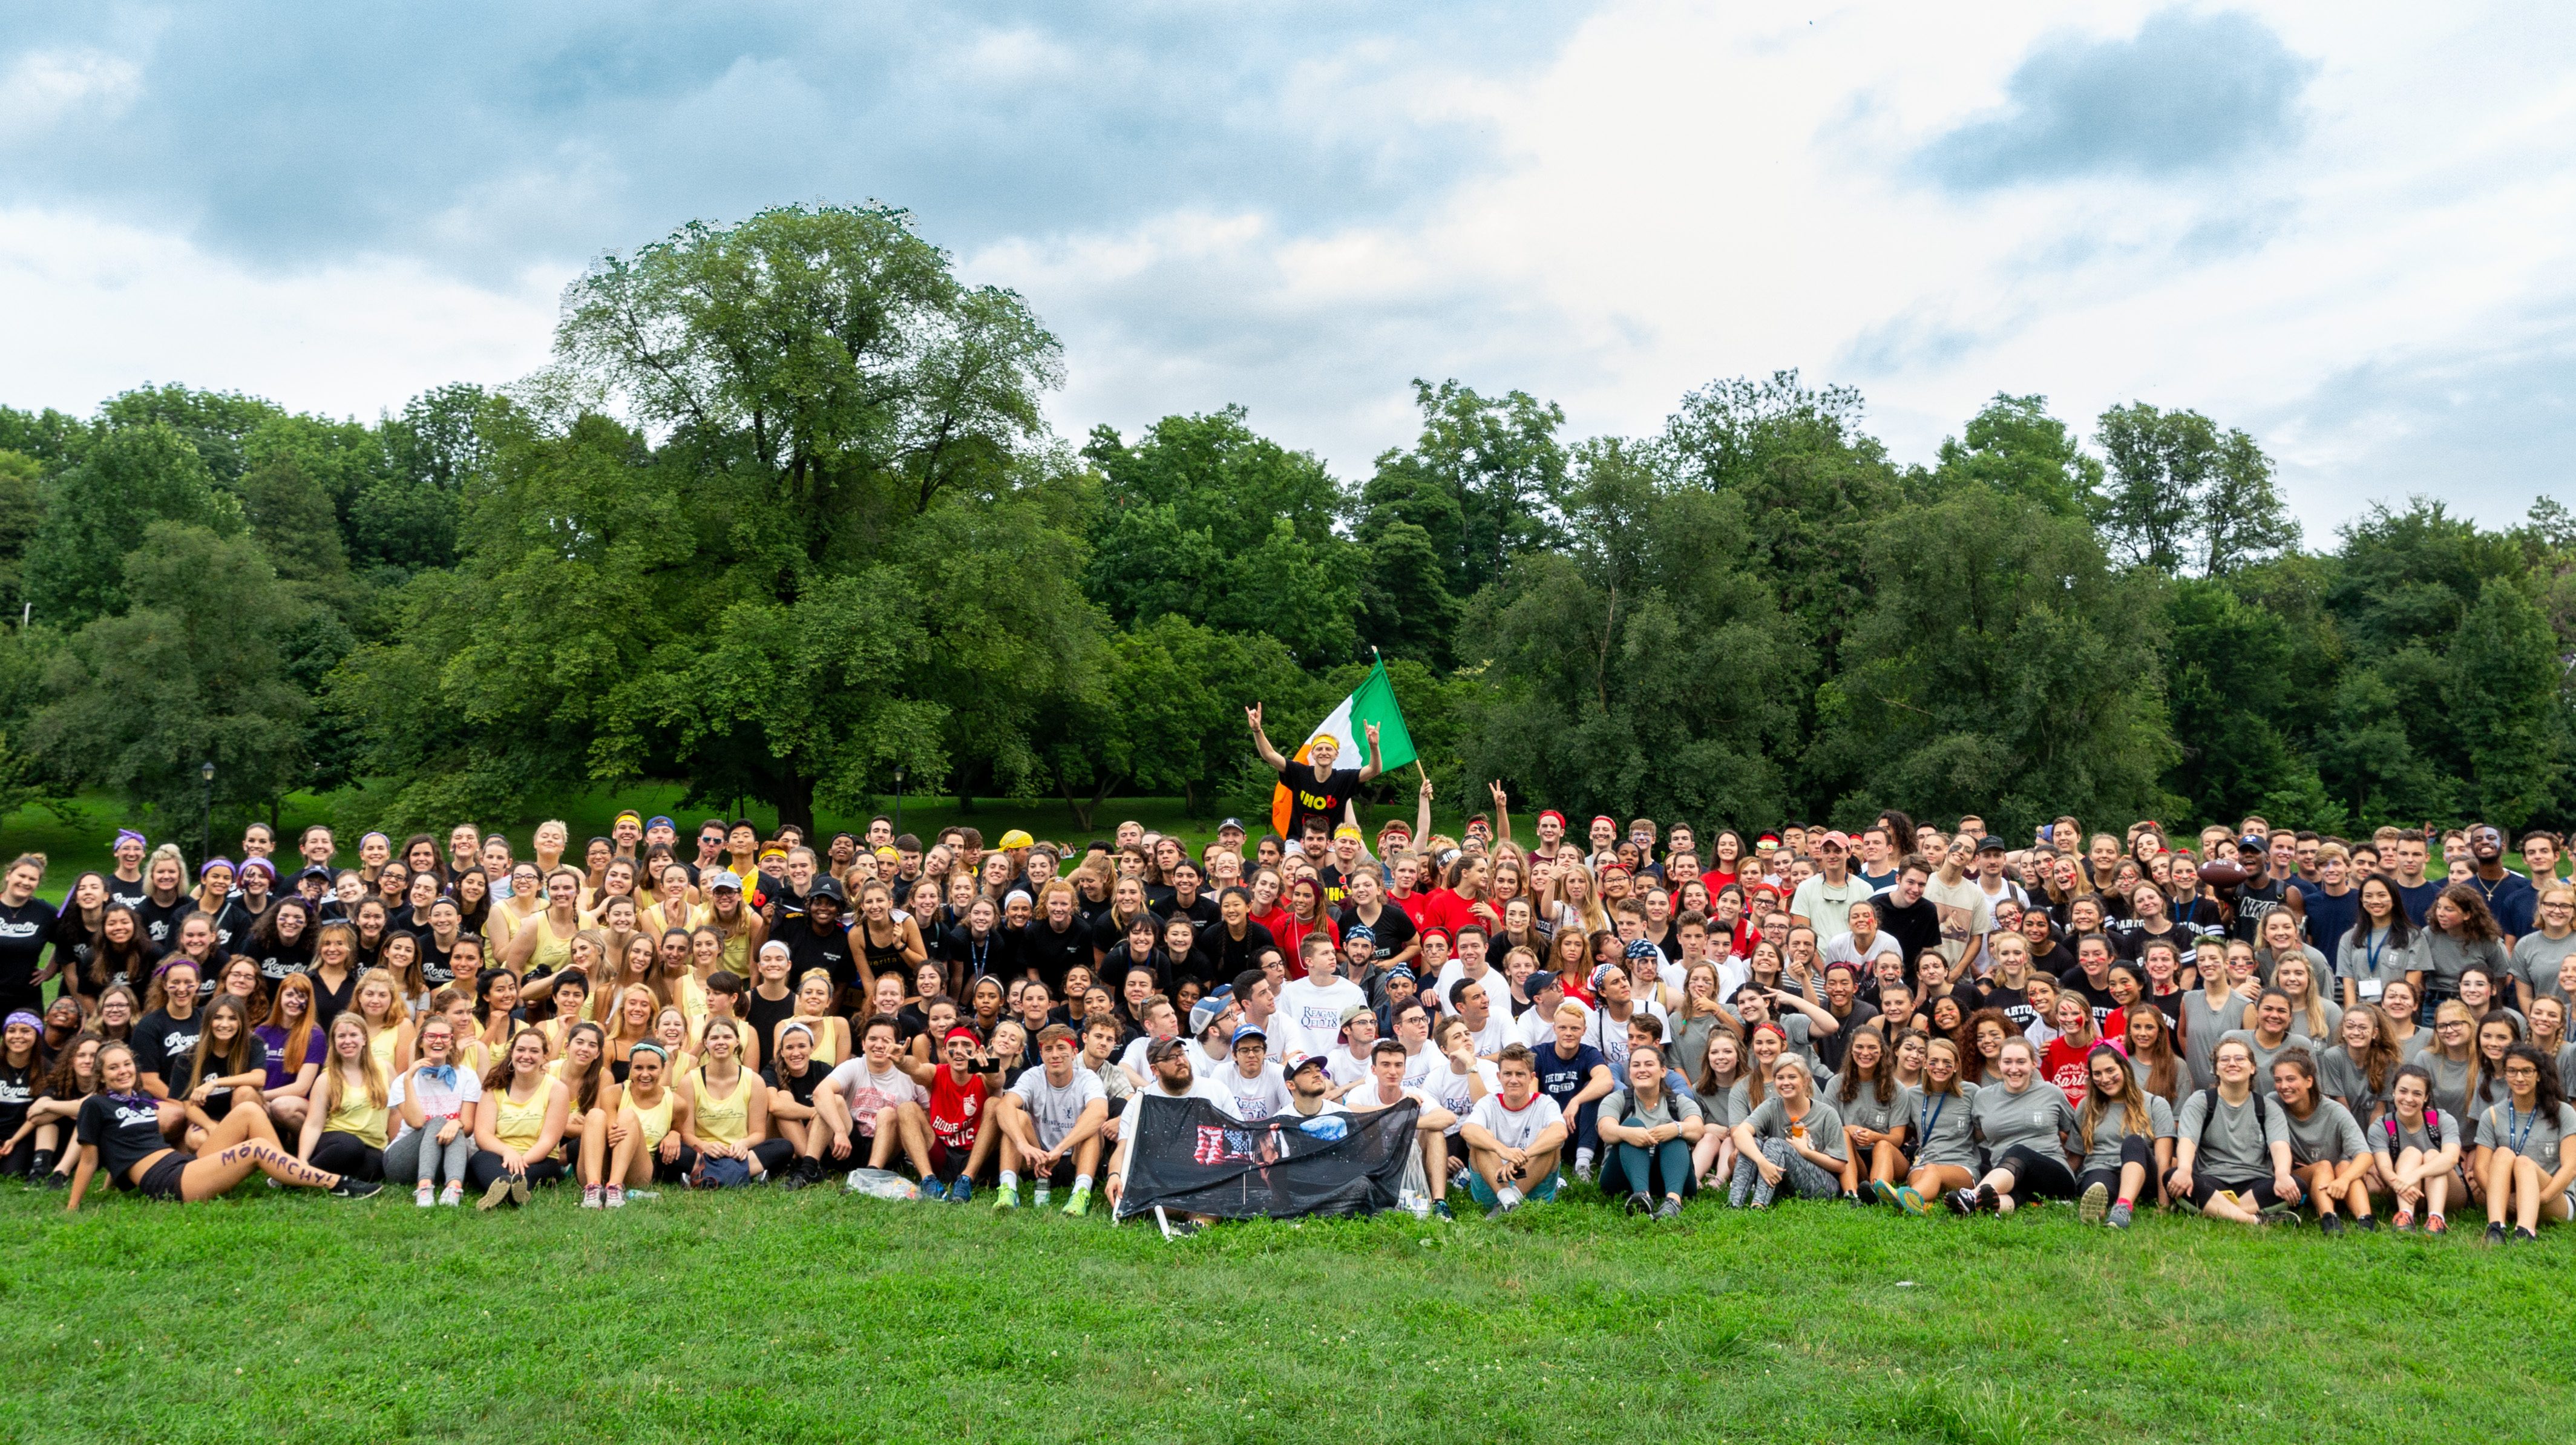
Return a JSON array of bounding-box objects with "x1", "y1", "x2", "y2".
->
[{"x1": 1118, "y1": 1096, "x2": 1420, "y2": 1221}]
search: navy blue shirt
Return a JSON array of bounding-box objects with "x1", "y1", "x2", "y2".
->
[
  {"x1": 1535, "y1": 1041, "x2": 1610, "y2": 1113},
  {"x1": 2396, "y1": 881, "x2": 2443, "y2": 928},
  {"x1": 2298, "y1": 882, "x2": 2361, "y2": 960},
  {"x1": 2473, "y1": 872, "x2": 2538, "y2": 939}
]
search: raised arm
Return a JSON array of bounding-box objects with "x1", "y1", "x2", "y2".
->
[
  {"x1": 1488, "y1": 782, "x2": 1514, "y2": 846},
  {"x1": 1355, "y1": 722, "x2": 1385, "y2": 784},
  {"x1": 1247, "y1": 704, "x2": 1288, "y2": 772}
]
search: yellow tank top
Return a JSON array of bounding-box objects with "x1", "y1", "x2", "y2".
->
[
  {"x1": 367, "y1": 1023, "x2": 402, "y2": 1076},
  {"x1": 451, "y1": 1039, "x2": 491, "y2": 1081},
  {"x1": 523, "y1": 915, "x2": 576, "y2": 975},
  {"x1": 690, "y1": 1069, "x2": 750, "y2": 1147},
  {"x1": 717, "y1": 924, "x2": 750, "y2": 977},
  {"x1": 627, "y1": 1086, "x2": 675, "y2": 1147},
  {"x1": 326, "y1": 1074, "x2": 388, "y2": 1148},
  {"x1": 493, "y1": 1078, "x2": 560, "y2": 1152},
  {"x1": 644, "y1": 901, "x2": 704, "y2": 938},
  {"x1": 789, "y1": 1016, "x2": 841, "y2": 1067}
]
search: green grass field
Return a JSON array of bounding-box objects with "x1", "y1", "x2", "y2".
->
[{"x1": 5, "y1": 1179, "x2": 2572, "y2": 1444}]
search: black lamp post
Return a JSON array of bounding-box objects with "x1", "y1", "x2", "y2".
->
[
  {"x1": 893, "y1": 765, "x2": 905, "y2": 839},
  {"x1": 199, "y1": 759, "x2": 215, "y2": 865}
]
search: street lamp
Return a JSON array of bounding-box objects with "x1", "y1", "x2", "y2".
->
[
  {"x1": 199, "y1": 759, "x2": 215, "y2": 865},
  {"x1": 893, "y1": 765, "x2": 905, "y2": 839}
]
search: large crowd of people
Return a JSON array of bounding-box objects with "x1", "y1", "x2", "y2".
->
[{"x1": 5, "y1": 713, "x2": 2574, "y2": 1243}]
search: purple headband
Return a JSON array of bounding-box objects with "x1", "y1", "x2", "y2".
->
[
  {"x1": 113, "y1": 830, "x2": 146, "y2": 848},
  {"x1": 238, "y1": 857, "x2": 278, "y2": 880},
  {"x1": 4, "y1": 1010, "x2": 40, "y2": 1032},
  {"x1": 200, "y1": 857, "x2": 235, "y2": 879}
]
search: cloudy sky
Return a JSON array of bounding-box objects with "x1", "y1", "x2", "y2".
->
[{"x1": 3, "y1": 2, "x2": 2569, "y2": 536}]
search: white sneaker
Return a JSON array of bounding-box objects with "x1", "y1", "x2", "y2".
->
[
  {"x1": 439, "y1": 1183, "x2": 464, "y2": 1207},
  {"x1": 416, "y1": 1185, "x2": 435, "y2": 1208}
]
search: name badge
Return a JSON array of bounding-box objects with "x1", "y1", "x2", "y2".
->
[{"x1": 2359, "y1": 979, "x2": 2384, "y2": 999}]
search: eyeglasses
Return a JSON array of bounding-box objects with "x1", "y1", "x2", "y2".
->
[{"x1": 2437, "y1": 1020, "x2": 2468, "y2": 1030}]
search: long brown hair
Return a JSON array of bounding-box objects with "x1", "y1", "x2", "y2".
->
[
  {"x1": 2120, "y1": 1004, "x2": 2182, "y2": 1104},
  {"x1": 2077, "y1": 1043, "x2": 2153, "y2": 1155},
  {"x1": 260, "y1": 973, "x2": 319, "y2": 1073},
  {"x1": 187, "y1": 996, "x2": 260, "y2": 1087}
]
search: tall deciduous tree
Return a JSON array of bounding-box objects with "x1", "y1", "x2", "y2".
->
[
  {"x1": 1933, "y1": 393, "x2": 2101, "y2": 520},
  {"x1": 1081, "y1": 408, "x2": 1360, "y2": 667},
  {"x1": 22, "y1": 423, "x2": 244, "y2": 627},
  {"x1": 2091, "y1": 403, "x2": 2297, "y2": 575},
  {"x1": 2447, "y1": 578, "x2": 2566, "y2": 831},
  {"x1": 30, "y1": 522, "x2": 312, "y2": 822},
  {"x1": 1809, "y1": 482, "x2": 2174, "y2": 836}
]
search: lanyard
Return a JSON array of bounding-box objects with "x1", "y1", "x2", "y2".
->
[
  {"x1": 1916, "y1": 1093, "x2": 1945, "y2": 1139},
  {"x1": 2506, "y1": 1104, "x2": 2537, "y2": 1155},
  {"x1": 2366, "y1": 929, "x2": 2387, "y2": 974}
]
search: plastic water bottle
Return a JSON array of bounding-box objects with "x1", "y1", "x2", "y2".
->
[{"x1": 1034, "y1": 1181, "x2": 1054, "y2": 1207}]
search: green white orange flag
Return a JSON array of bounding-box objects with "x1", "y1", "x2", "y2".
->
[{"x1": 1269, "y1": 658, "x2": 1417, "y2": 837}]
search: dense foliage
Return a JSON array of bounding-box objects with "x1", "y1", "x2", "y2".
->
[{"x1": 2, "y1": 205, "x2": 2569, "y2": 840}]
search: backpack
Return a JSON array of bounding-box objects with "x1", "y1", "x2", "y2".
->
[
  {"x1": 2379, "y1": 1106, "x2": 2441, "y2": 1150},
  {"x1": 2189, "y1": 1087, "x2": 2278, "y2": 1164}
]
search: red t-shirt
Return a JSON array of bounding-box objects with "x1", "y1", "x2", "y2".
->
[
  {"x1": 928, "y1": 1066, "x2": 989, "y2": 1155},
  {"x1": 2040, "y1": 1036, "x2": 2112, "y2": 1109}
]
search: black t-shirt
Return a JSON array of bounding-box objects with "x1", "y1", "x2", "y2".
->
[
  {"x1": 1155, "y1": 890, "x2": 1221, "y2": 932},
  {"x1": 164, "y1": 1035, "x2": 268, "y2": 1101},
  {"x1": 106, "y1": 876, "x2": 149, "y2": 912},
  {"x1": 1101, "y1": 944, "x2": 1170, "y2": 995},
  {"x1": 2054, "y1": 969, "x2": 2121, "y2": 1032},
  {"x1": 136, "y1": 894, "x2": 196, "y2": 949},
  {"x1": 1333, "y1": 903, "x2": 1417, "y2": 966},
  {"x1": 131, "y1": 1008, "x2": 203, "y2": 1088},
  {"x1": 0, "y1": 1057, "x2": 33, "y2": 1133},
  {"x1": 1813, "y1": 1000, "x2": 1880, "y2": 1073},
  {"x1": 77, "y1": 1093, "x2": 172, "y2": 1187},
  {"x1": 772, "y1": 914, "x2": 856, "y2": 997},
  {"x1": 202, "y1": 898, "x2": 254, "y2": 954},
  {"x1": 943, "y1": 926, "x2": 1008, "y2": 983},
  {"x1": 306, "y1": 967, "x2": 360, "y2": 1031},
  {"x1": 744, "y1": 988, "x2": 798, "y2": 1056},
  {"x1": 0, "y1": 896, "x2": 57, "y2": 997},
  {"x1": 413, "y1": 931, "x2": 459, "y2": 992},
  {"x1": 1090, "y1": 911, "x2": 1155, "y2": 959},
  {"x1": 1872, "y1": 895, "x2": 1941, "y2": 969},
  {"x1": 1274, "y1": 762, "x2": 1362, "y2": 843},
  {"x1": 1017, "y1": 919, "x2": 1091, "y2": 992},
  {"x1": 2232, "y1": 877, "x2": 2295, "y2": 943},
  {"x1": 1211, "y1": 920, "x2": 1279, "y2": 981},
  {"x1": 49, "y1": 910, "x2": 97, "y2": 991},
  {"x1": 764, "y1": 1061, "x2": 831, "y2": 1110},
  {"x1": 252, "y1": 936, "x2": 314, "y2": 984},
  {"x1": 1976, "y1": 980, "x2": 2042, "y2": 1034}
]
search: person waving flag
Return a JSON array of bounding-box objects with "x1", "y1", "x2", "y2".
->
[{"x1": 1250, "y1": 659, "x2": 1417, "y2": 845}]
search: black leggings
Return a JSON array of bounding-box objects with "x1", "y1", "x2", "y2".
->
[
  {"x1": 752, "y1": 1138, "x2": 796, "y2": 1176},
  {"x1": 467, "y1": 1152, "x2": 569, "y2": 1191},
  {"x1": 310, "y1": 1131, "x2": 385, "y2": 1182},
  {"x1": 1994, "y1": 1144, "x2": 2079, "y2": 1201},
  {"x1": 2075, "y1": 1133, "x2": 2157, "y2": 1199}
]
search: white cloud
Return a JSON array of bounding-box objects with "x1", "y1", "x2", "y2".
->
[{"x1": 0, "y1": 47, "x2": 142, "y2": 142}]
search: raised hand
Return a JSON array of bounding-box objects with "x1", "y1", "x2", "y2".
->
[{"x1": 1245, "y1": 703, "x2": 1265, "y2": 733}]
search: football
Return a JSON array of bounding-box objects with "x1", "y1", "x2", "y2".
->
[{"x1": 2197, "y1": 859, "x2": 2252, "y2": 889}]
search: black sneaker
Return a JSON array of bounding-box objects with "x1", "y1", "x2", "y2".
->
[
  {"x1": 2318, "y1": 1213, "x2": 2345, "y2": 1236},
  {"x1": 327, "y1": 1177, "x2": 384, "y2": 1201},
  {"x1": 2513, "y1": 1226, "x2": 2538, "y2": 1245},
  {"x1": 1945, "y1": 1188, "x2": 1977, "y2": 1216},
  {"x1": 2486, "y1": 1221, "x2": 2509, "y2": 1245},
  {"x1": 2353, "y1": 1214, "x2": 2379, "y2": 1231},
  {"x1": 1624, "y1": 1191, "x2": 1652, "y2": 1217},
  {"x1": 1974, "y1": 1183, "x2": 1998, "y2": 1213}
]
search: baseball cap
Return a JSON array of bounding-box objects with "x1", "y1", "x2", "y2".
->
[
  {"x1": 1816, "y1": 830, "x2": 1852, "y2": 850},
  {"x1": 1526, "y1": 970, "x2": 1559, "y2": 995},
  {"x1": 1231, "y1": 1024, "x2": 1268, "y2": 1047},
  {"x1": 1339, "y1": 1003, "x2": 1373, "y2": 1027},
  {"x1": 1218, "y1": 817, "x2": 1246, "y2": 834},
  {"x1": 1284, "y1": 1051, "x2": 1328, "y2": 1076},
  {"x1": 703, "y1": 868, "x2": 742, "y2": 891},
  {"x1": 998, "y1": 829, "x2": 1035, "y2": 850},
  {"x1": 1189, "y1": 996, "x2": 1231, "y2": 1035},
  {"x1": 1976, "y1": 836, "x2": 2007, "y2": 854},
  {"x1": 646, "y1": 816, "x2": 674, "y2": 831},
  {"x1": 1147, "y1": 1035, "x2": 1192, "y2": 1064}
]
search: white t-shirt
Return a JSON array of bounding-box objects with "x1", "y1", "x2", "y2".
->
[
  {"x1": 1424, "y1": 1057, "x2": 1502, "y2": 1135},
  {"x1": 1399, "y1": 1043, "x2": 1443, "y2": 1092},
  {"x1": 387, "y1": 1066, "x2": 482, "y2": 1142},
  {"x1": 1921, "y1": 874, "x2": 1996, "y2": 966},
  {"x1": 826, "y1": 1059, "x2": 929, "y2": 1133},
  {"x1": 1516, "y1": 998, "x2": 1590, "y2": 1049},
  {"x1": 1462, "y1": 1011, "x2": 1515, "y2": 1058},
  {"x1": 1583, "y1": 998, "x2": 1668, "y2": 1075},
  {"x1": 1326, "y1": 1046, "x2": 1375, "y2": 1092},
  {"x1": 1118, "y1": 1034, "x2": 1185, "y2": 1082},
  {"x1": 1210, "y1": 1061, "x2": 1291, "y2": 1121},
  {"x1": 1008, "y1": 1064, "x2": 1107, "y2": 1149},
  {"x1": 1429, "y1": 959, "x2": 1499, "y2": 1012},
  {"x1": 1466, "y1": 1089, "x2": 1565, "y2": 1152},
  {"x1": 1274, "y1": 975, "x2": 1368, "y2": 1061}
]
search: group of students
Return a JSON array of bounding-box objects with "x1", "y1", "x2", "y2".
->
[{"x1": 4, "y1": 749, "x2": 2573, "y2": 1241}]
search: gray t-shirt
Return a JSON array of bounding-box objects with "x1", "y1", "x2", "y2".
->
[
  {"x1": 2374, "y1": 1106, "x2": 2460, "y2": 1159},
  {"x1": 2217, "y1": 1029, "x2": 2297, "y2": 1097},
  {"x1": 2420, "y1": 932, "x2": 2510, "y2": 989},
  {"x1": 2422, "y1": 1052, "x2": 2474, "y2": 1120},
  {"x1": 1604, "y1": 1084, "x2": 1702, "y2": 1133},
  {"x1": 1969, "y1": 1080, "x2": 2077, "y2": 1158},
  {"x1": 2180, "y1": 990, "x2": 2244, "y2": 1093},
  {"x1": 1823, "y1": 1078, "x2": 1913, "y2": 1137},
  {"x1": 2317, "y1": 1045, "x2": 2394, "y2": 1124},
  {"x1": 2076, "y1": 1094, "x2": 2174, "y2": 1172},
  {"x1": 2511, "y1": 931, "x2": 2576, "y2": 1004},
  {"x1": 1741, "y1": 1095, "x2": 1847, "y2": 1161},
  {"x1": 2474, "y1": 1100, "x2": 2576, "y2": 1173},
  {"x1": 2335, "y1": 928, "x2": 2419, "y2": 998},
  {"x1": 2281, "y1": 1096, "x2": 2367, "y2": 1166},
  {"x1": 2175, "y1": 1089, "x2": 2289, "y2": 1177},
  {"x1": 1909, "y1": 1084, "x2": 1980, "y2": 1169}
]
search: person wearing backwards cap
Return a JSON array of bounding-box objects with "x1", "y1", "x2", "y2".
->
[
  {"x1": 1247, "y1": 703, "x2": 1386, "y2": 848},
  {"x1": 1277, "y1": 1052, "x2": 1346, "y2": 1121},
  {"x1": 1211, "y1": 1024, "x2": 1290, "y2": 1122}
]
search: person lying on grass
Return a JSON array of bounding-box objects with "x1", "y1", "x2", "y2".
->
[{"x1": 67, "y1": 1041, "x2": 381, "y2": 1208}]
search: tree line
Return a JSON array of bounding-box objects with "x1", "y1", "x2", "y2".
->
[{"x1": 0, "y1": 204, "x2": 2568, "y2": 842}]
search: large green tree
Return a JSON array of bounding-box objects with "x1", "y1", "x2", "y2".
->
[
  {"x1": 22, "y1": 423, "x2": 244, "y2": 626},
  {"x1": 1808, "y1": 482, "x2": 2174, "y2": 836},
  {"x1": 1081, "y1": 408, "x2": 1360, "y2": 667},
  {"x1": 2447, "y1": 577, "x2": 2566, "y2": 831},
  {"x1": 332, "y1": 206, "x2": 1093, "y2": 833},
  {"x1": 30, "y1": 522, "x2": 313, "y2": 824},
  {"x1": 1462, "y1": 442, "x2": 1806, "y2": 826},
  {"x1": 2091, "y1": 403, "x2": 2298, "y2": 576}
]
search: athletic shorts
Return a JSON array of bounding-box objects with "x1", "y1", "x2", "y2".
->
[
  {"x1": 138, "y1": 1152, "x2": 194, "y2": 1201},
  {"x1": 2186, "y1": 1175, "x2": 2283, "y2": 1210}
]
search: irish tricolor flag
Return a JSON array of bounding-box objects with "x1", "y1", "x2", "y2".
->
[{"x1": 1270, "y1": 658, "x2": 1418, "y2": 837}]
